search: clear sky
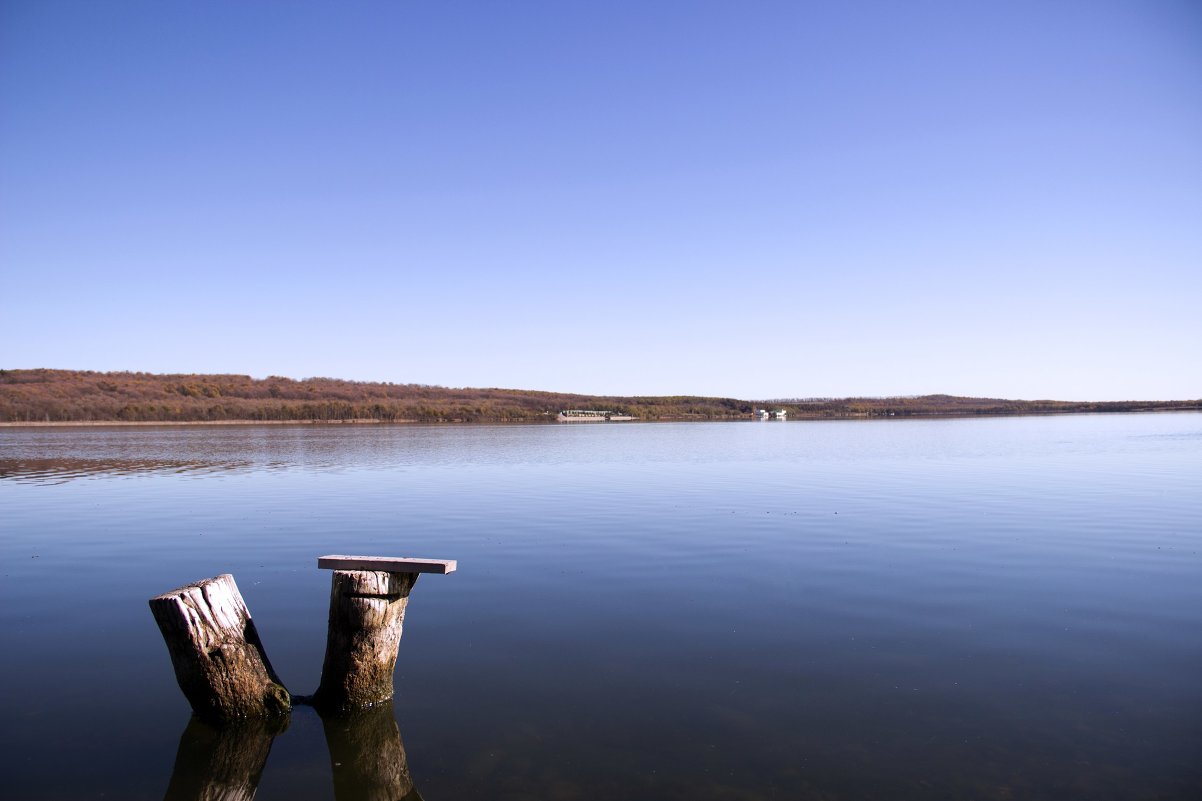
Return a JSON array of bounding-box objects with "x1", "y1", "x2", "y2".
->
[{"x1": 2, "y1": 1, "x2": 1199, "y2": 400}]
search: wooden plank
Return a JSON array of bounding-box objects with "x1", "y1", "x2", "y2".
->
[{"x1": 317, "y1": 555, "x2": 457, "y2": 574}]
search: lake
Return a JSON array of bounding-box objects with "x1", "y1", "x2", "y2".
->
[{"x1": 1, "y1": 414, "x2": 1200, "y2": 800}]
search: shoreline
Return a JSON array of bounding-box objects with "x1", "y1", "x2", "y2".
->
[
  {"x1": 2, "y1": 407, "x2": 1199, "y2": 428},
  {"x1": 0, "y1": 418, "x2": 407, "y2": 428}
]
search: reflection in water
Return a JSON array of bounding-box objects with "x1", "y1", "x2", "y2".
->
[
  {"x1": 163, "y1": 703, "x2": 421, "y2": 801},
  {"x1": 0, "y1": 457, "x2": 254, "y2": 484},
  {"x1": 163, "y1": 716, "x2": 285, "y2": 801},
  {"x1": 322, "y1": 702, "x2": 421, "y2": 801}
]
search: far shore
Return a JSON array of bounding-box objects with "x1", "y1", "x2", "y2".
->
[
  {"x1": 6, "y1": 371, "x2": 1199, "y2": 425},
  {"x1": 3, "y1": 407, "x2": 1201, "y2": 428},
  {"x1": 0, "y1": 418, "x2": 408, "y2": 428}
]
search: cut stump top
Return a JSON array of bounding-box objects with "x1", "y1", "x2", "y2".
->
[{"x1": 317, "y1": 555, "x2": 457, "y2": 575}]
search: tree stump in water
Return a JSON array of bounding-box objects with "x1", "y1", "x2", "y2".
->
[
  {"x1": 313, "y1": 570, "x2": 418, "y2": 711},
  {"x1": 311, "y1": 556, "x2": 456, "y2": 712},
  {"x1": 149, "y1": 574, "x2": 290, "y2": 721}
]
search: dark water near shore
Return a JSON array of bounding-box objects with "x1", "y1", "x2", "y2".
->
[{"x1": 2, "y1": 414, "x2": 1200, "y2": 800}]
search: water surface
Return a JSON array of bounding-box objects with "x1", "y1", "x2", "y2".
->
[{"x1": 2, "y1": 414, "x2": 1200, "y2": 799}]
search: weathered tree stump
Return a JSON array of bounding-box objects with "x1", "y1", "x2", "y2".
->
[
  {"x1": 311, "y1": 556, "x2": 456, "y2": 712},
  {"x1": 162, "y1": 715, "x2": 285, "y2": 801},
  {"x1": 321, "y1": 701, "x2": 421, "y2": 801},
  {"x1": 150, "y1": 574, "x2": 290, "y2": 721},
  {"x1": 313, "y1": 570, "x2": 418, "y2": 711}
]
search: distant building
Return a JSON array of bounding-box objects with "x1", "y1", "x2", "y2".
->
[{"x1": 557, "y1": 410, "x2": 635, "y2": 422}]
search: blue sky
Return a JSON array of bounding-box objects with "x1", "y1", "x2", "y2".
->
[{"x1": 2, "y1": 1, "x2": 1199, "y2": 400}]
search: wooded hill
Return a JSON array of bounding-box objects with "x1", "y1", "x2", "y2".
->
[{"x1": 1, "y1": 369, "x2": 1198, "y2": 424}]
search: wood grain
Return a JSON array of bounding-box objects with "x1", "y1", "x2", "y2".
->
[
  {"x1": 149, "y1": 574, "x2": 290, "y2": 720},
  {"x1": 318, "y1": 555, "x2": 457, "y2": 574}
]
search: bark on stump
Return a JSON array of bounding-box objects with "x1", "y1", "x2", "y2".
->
[
  {"x1": 162, "y1": 716, "x2": 284, "y2": 801},
  {"x1": 313, "y1": 570, "x2": 417, "y2": 712},
  {"x1": 321, "y1": 700, "x2": 421, "y2": 801},
  {"x1": 150, "y1": 574, "x2": 290, "y2": 721}
]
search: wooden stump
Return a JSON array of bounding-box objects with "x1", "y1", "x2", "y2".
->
[
  {"x1": 162, "y1": 716, "x2": 284, "y2": 801},
  {"x1": 313, "y1": 570, "x2": 417, "y2": 711},
  {"x1": 150, "y1": 574, "x2": 291, "y2": 720},
  {"x1": 321, "y1": 701, "x2": 420, "y2": 801}
]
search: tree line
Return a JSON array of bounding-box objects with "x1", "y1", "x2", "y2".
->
[{"x1": 1, "y1": 369, "x2": 1197, "y2": 423}]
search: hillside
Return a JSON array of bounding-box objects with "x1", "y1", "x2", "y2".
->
[{"x1": 1, "y1": 369, "x2": 1198, "y2": 424}]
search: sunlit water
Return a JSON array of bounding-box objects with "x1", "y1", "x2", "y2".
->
[{"x1": 2, "y1": 414, "x2": 1200, "y2": 800}]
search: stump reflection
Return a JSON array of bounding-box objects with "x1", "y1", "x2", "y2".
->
[
  {"x1": 163, "y1": 701, "x2": 422, "y2": 801},
  {"x1": 163, "y1": 715, "x2": 285, "y2": 801},
  {"x1": 322, "y1": 700, "x2": 422, "y2": 801}
]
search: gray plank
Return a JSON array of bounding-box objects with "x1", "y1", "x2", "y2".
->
[{"x1": 317, "y1": 555, "x2": 457, "y2": 574}]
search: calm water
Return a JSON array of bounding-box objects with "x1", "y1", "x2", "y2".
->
[{"x1": 1, "y1": 415, "x2": 1200, "y2": 800}]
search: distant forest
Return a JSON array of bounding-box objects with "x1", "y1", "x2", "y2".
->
[{"x1": 1, "y1": 369, "x2": 1198, "y2": 424}]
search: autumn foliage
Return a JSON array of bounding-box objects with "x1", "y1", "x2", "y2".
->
[{"x1": 0, "y1": 369, "x2": 1197, "y2": 424}]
